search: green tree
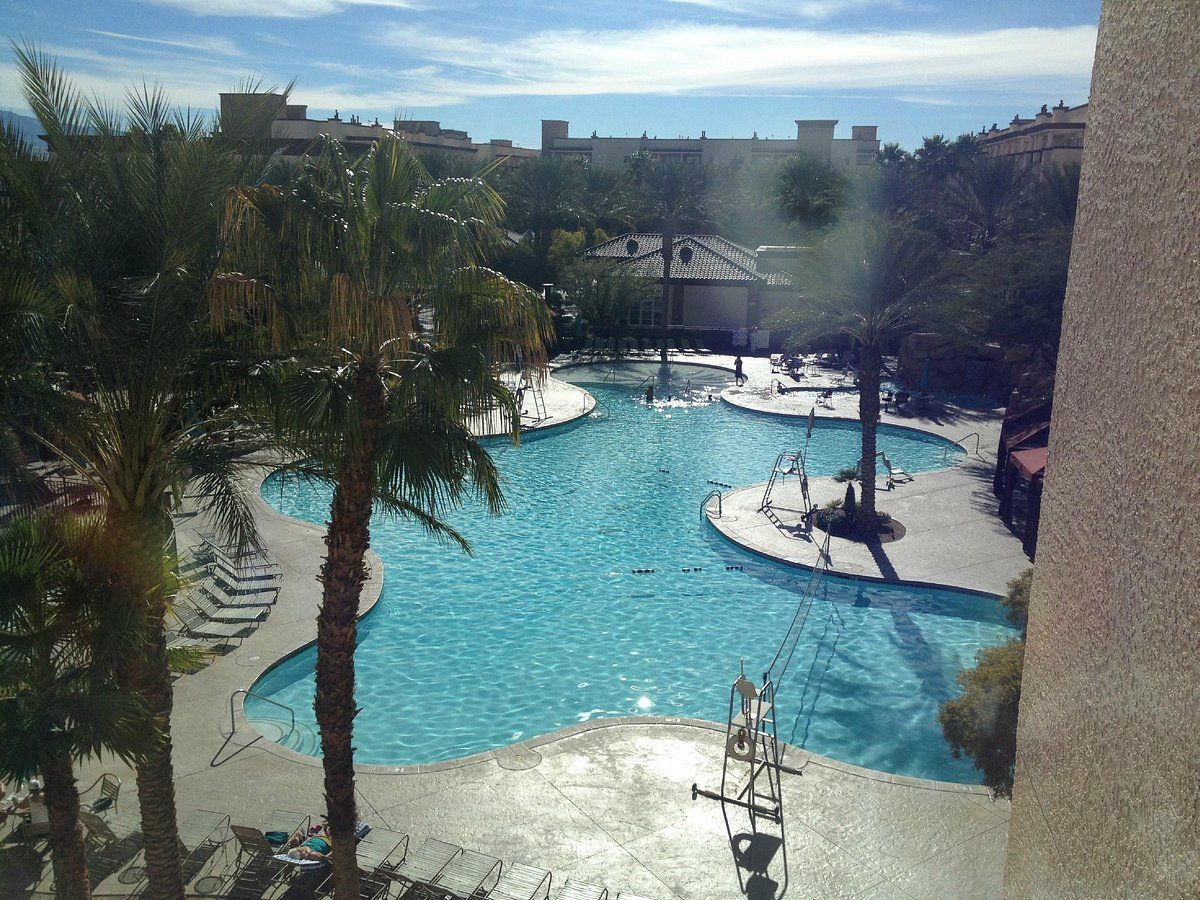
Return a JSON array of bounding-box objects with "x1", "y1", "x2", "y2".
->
[
  {"x1": 938, "y1": 569, "x2": 1033, "y2": 797},
  {"x1": 946, "y1": 156, "x2": 1033, "y2": 252},
  {"x1": 6, "y1": 47, "x2": 281, "y2": 898},
  {"x1": 501, "y1": 155, "x2": 587, "y2": 271},
  {"x1": 778, "y1": 216, "x2": 942, "y2": 533},
  {"x1": 0, "y1": 513, "x2": 156, "y2": 900},
  {"x1": 217, "y1": 133, "x2": 551, "y2": 898},
  {"x1": 562, "y1": 259, "x2": 655, "y2": 340},
  {"x1": 625, "y1": 155, "x2": 714, "y2": 361},
  {"x1": 775, "y1": 153, "x2": 848, "y2": 232}
]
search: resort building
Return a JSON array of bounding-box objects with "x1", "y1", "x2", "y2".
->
[
  {"x1": 979, "y1": 100, "x2": 1088, "y2": 170},
  {"x1": 542, "y1": 119, "x2": 880, "y2": 169},
  {"x1": 217, "y1": 93, "x2": 538, "y2": 166},
  {"x1": 582, "y1": 233, "x2": 801, "y2": 349}
]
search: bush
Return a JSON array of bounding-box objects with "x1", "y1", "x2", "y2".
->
[
  {"x1": 938, "y1": 638, "x2": 1025, "y2": 799},
  {"x1": 1003, "y1": 568, "x2": 1033, "y2": 635},
  {"x1": 832, "y1": 466, "x2": 859, "y2": 483},
  {"x1": 843, "y1": 483, "x2": 857, "y2": 519},
  {"x1": 822, "y1": 498, "x2": 843, "y2": 511}
]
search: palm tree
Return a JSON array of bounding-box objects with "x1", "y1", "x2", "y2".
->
[
  {"x1": 215, "y1": 134, "x2": 551, "y2": 898},
  {"x1": 626, "y1": 155, "x2": 712, "y2": 362},
  {"x1": 501, "y1": 155, "x2": 587, "y2": 272},
  {"x1": 946, "y1": 156, "x2": 1032, "y2": 252},
  {"x1": 775, "y1": 153, "x2": 848, "y2": 233},
  {"x1": 0, "y1": 513, "x2": 156, "y2": 900},
  {"x1": 6, "y1": 47, "x2": 282, "y2": 899},
  {"x1": 781, "y1": 216, "x2": 942, "y2": 532}
]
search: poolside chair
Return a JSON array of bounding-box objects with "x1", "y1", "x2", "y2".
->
[
  {"x1": 616, "y1": 894, "x2": 657, "y2": 900},
  {"x1": 666, "y1": 339, "x2": 682, "y2": 355},
  {"x1": 169, "y1": 606, "x2": 254, "y2": 642},
  {"x1": 696, "y1": 338, "x2": 714, "y2": 355},
  {"x1": 621, "y1": 337, "x2": 637, "y2": 357},
  {"x1": 176, "y1": 808, "x2": 231, "y2": 883},
  {"x1": 488, "y1": 862, "x2": 551, "y2": 900},
  {"x1": 558, "y1": 878, "x2": 609, "y2": 900},
  {"x1": 228, "y1": 810, "x2": 311, "y2": 878},
  {"x1": 386, "y1": 837, "x2": 462, "y2": 891},
  {"x1": 79, "y1": 773, "x2": 121, "y2": 818},
  {"x1": 200, "y1": 576, "x2": 277, "y2": 608},
  {"x1": 679, "y1": 338, "x2": 697, "y2": 355},
  {"x1": 881, "y1": 453, "x2": 913, "y2": 489},
  {"x1": 431, "y1": 847, "x2": 501, "y2": 898},
  {"x1": 184, "y1": 591, "x2": 267, "y2": 625}
]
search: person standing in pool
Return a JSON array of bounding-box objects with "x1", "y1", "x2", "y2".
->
[{"x1": 734, "y1": 355, "x2": 745, "y2": 386}]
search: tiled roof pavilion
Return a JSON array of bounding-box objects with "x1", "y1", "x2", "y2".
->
[{"x1": 584, "y1": 233, "x2": 795, "y2": 286}]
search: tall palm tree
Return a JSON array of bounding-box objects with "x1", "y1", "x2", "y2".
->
[
  {"x1": 6, "y1": 47, "x2": 282, "y2": 899},
  {"x1": 946, "y1": 156, "x2": 1032, "y2": 252},
  {"x1": 626, "y1": 155, "x2": 712, "y2": 362},
  {"x1": 775, "y1": 153, "x2": 848, "y2": 233},
  {"x1": 781, "y1": 216, "x2": 942, "y2": 532},
  {"x1": 215, "y1": 134, "x2": 551, "y2": 898},
  {"x1": 501, "y1": 154, "x2": 588, "y2": 272},
  {"x1": 0, "y1": 513, "x2": 156, "y2": 900}
]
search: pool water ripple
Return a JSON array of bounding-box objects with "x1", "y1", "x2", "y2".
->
[{"x1": 249, "y1": 364, "x2": 1014, "y2": 782}]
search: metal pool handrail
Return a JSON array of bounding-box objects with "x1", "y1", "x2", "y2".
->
[
  {"x1": 229, "y1": 688, "x2": 295, "y2": 736},
  {"x1": 701, "y1": 489, "x2": 723, "y2": 520},
  {"x1": 943, "y1": 431, "x2": 982, "y2": 460}
]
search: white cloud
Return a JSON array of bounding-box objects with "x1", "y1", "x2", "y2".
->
[
  {"x1": 85, "y1": 30, "x2": 243, "y2": 58},
  {"x1": 138, "y1": 0, "x2": 422, "y2": 16},
  {"x1": 375, "y1": 22, "x2": 1097, "y2": 100},
  {"x1": 665, "y1": 0, "x2": 908, "y2": 19}
]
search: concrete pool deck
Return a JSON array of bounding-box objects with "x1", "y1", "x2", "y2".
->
[{"x1": 3, "y1": 357, "x2": 1017, "y2": 899}]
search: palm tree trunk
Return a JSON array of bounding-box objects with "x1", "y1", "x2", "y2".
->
[
  {"x1": 857, "y1": 346, "x2": 883, "y2": 534},
  {"x1": 131, "y1": 620, "x2": 185, "y2": 900},
  {"x1": 40, "y1": 749, "x2": 90, "y2": 900},
  {"x1": 659, "y1": 223, "x2": 674, "y2": 363},
  {"x1": 316, "y1": 368, "x2": 385, "y2": 900},
  {"x1": 108, "y1": 515, "x2": 185, "y2": 900}
]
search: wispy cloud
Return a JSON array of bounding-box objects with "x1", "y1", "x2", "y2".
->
[
  {"x1": 665, "y1": 0, "x2": 909, "y2": 20},
  {"x1": 138, "y1": 0, "x2": 423, "y2": 17},
  {"x1": 85, "y1": 30, "x2": 243, "y2": 58},
  {"x1": 374, "y1": 22, "x2": 1097, "y2": 100}
]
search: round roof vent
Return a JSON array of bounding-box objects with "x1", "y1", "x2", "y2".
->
[
  {"x1": 679, "y1": 245, "x2": 694, "y2": 265},
  {"x1": 626, "y1": 239, "x2": 639, "y2": 256}
]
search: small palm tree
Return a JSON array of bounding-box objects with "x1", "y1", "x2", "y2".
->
[
  {"x1": 0, "y1": 513, "x2": 156, "y2": 900},
  {"x1": 781, "y1": 216, "x2": 942, "y2": 533},
  {"x1": 775, "y1": 153, "x2": 848, "y2": 233},
  {"x1": 216, "y1": 134, "x2": 551, "y2": 898},
  {"x1": 946, "y1": 156, "x2": 1032, "y2": 252},
  {"x1": 7, "y1": 46, "x2": 282, "y2": 899}
]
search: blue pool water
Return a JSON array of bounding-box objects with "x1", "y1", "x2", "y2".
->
[{"x1": 249, "y1": 363, "x2": 1013, "y2": 782}]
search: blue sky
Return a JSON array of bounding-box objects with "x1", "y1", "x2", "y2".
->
[{"x1": 1, "y1": 0, "x2": 1100, "y2": 151}]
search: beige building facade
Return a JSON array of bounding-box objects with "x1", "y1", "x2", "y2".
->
[
  {"x1": 1003, "y1": 2, "x2": 1199, "y2": 897},
  {"x1": 218, "y1": 93, "x2": 537, "y2": 166},
  {"x1": 979, "y1": 100, "x2": 1088, "y2": 170},
  {"x1": 542, "y1": 119, "x2": 879, "y2": 169}
]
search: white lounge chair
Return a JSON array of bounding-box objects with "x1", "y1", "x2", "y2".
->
[
  {"x1": 559, "y1": 879, "x2": 609, "y2": 900},
  {"x1": 489, "y1": 862, "x2": 551, "y2": 900}
]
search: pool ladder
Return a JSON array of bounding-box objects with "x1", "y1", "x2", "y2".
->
[{"x1": 700, "y1": 489, "x2": 723, "y2": 520}]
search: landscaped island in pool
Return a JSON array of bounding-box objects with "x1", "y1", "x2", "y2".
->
[{"x1": 248, "y1": 363, "x2": 1015, "y2": 783}]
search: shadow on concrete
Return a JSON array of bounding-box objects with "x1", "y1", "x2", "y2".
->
[
  {"x1": 730, "y1": 830, "x2": 785, "y2": 899},
  {"x1": 0, "y1": 838, "x2": 44, "y2": 898},
  {"x1": 863, "y1": 536, "x2": 900, "y2": 582}
]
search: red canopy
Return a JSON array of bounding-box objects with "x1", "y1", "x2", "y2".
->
[{"x1": 1010, "y1": 446, "x2": 1048, "y2": 480}]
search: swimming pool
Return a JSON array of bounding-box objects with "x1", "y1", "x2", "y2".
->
[{"x1": 248, "y1": 363, "x2": 1014, "y2": 782}]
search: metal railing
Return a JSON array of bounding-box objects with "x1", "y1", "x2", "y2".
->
[
  {"x1": 229, "y1": 688, "x2": 294, "y2": 737},
  {"x1": 944, "y1": 431, "x2": 982, "y2": 460},
  {"x1": 765, "y1": 529, "x2": 832, "y2": 691},
  {"x1": 701, "y1": 489, "x2": 723, "y2": 520}
]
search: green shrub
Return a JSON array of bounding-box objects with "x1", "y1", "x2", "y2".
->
[
  {"x1": 822, "y1": 498, "x2": 843, "y2": 511},
  {"x1": 832, "y1": 466, "x2": 859, "y2": 483},
  {"x1": 1003, "y1": 569, "x2": 1033, "y2": 635},
  {"x1": 843, "y1": 483, "x2": 857, "y2": 519},
  {"x1": 938, "y1": 638, "x2": 1025, "y2": 799}
]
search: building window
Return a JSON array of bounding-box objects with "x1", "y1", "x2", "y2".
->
[{"x1": 630, "y1": 297, "x2": 662, "y2": 328}]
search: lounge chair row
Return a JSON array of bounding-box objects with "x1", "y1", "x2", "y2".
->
[
  {"x1": 567, "y1": 336, "x2": 713, "y2": 360},
  {"x1": 166, "y1": 538, "x2": 282, "y2": 665},
  {"x1": 222, "y1": 810, "x2": 654, "y2": 900}
]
